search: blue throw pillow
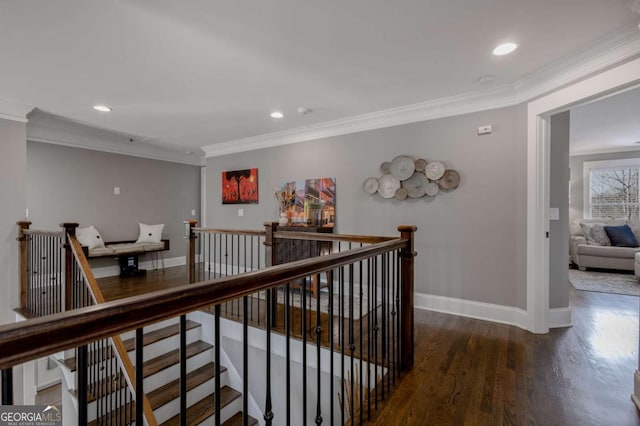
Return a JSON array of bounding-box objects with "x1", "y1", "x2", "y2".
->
[{"x1": 604, "y1": 224, "x2": 639, "y2": 247}]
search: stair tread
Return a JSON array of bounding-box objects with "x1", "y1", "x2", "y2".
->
[
  {"x1": 161, "y1": 386, "x2": 241, "y2": 426},
  {"x1": 69, "y1": 372, "x2": 127, "y2": 403},
  {"x1": 148, "y1": 362, "x2": 227, "y2": 410},
  {"x1": 122, "y1": 320, "x2": 201, "y2": 352},
  {"x1": 63, "y1": 340, "x2": 212, "y2": 376},
  {"x1": 222, "y1": 412, "x2": 259, "y2": 426},
  {"x1": 144, "y1": 340, "x2": 213, "y2": 378}
]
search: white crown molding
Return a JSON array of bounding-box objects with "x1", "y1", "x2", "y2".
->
[
  {"x1": 570, "y1": 145, "x2": 640, "y2": 157},
  {"x1": 203, "y1": 23, "x2": 640, "y2": 158},
  {"x1": 514, "y1": 23, "x2": 640, "y2": 103},
  {"x1": 203, "y1": 84, "x2": 517, "y2": 157},
  {"x1": 28, "y1": 136, "x2": 203, "y2": 166},
  {"x1": 0, "y1": 97, "x2": 34, "y2": 123}
]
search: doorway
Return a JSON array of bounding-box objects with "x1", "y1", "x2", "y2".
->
[{"x1": 527, "y1": 57, "x2": 640, "y2": 334}]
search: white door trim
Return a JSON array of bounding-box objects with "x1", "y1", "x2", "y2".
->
[{"x1": 527, "y1": 57, "x2": 640, "y2": 333}]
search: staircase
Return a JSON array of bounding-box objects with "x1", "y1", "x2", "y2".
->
[{"x1": 58, "y1": 318, "x2": 258, "y2": 425}]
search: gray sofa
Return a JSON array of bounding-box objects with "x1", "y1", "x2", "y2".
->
[{"x1": 570, "y1": 219, "x2": 640, "y2": 272}]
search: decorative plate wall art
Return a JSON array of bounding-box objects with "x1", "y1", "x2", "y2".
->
[{"x1": 363, "y1": 155, "x2": 460, "y2": 201}]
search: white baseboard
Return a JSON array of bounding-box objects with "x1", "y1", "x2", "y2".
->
[
  {"x1": 548, "y1": 307, "x2": 572, "y2": 328},
  {"x1": 91, "y1": 256, "x2": 186, "y2": 278},
  {"x1": 414, "y1": 292, "x2": 529, "y2": 330}
]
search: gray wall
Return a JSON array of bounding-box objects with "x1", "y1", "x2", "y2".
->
[
  {"x1": 206, "y1": 106, "x2": 528, "y2": 309},
  {"x1": 0, "y1": 118, "x2": 27, "y2": 325},
  {"x1": 569, "y1": 149, "x2": 640, "y2": 224},
  {"x1": 27, "y1": 141, "x2": 201, "y2": 261},
  {"x1": 549, "y1": 112, "x2": 570, "y2": 309}
]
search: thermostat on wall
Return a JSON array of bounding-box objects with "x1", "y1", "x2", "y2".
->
[{"x1": 477, "y1": 125, "x2": 492, "y2": 135}]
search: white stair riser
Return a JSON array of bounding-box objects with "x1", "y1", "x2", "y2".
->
[
  {"x1": 153, "y1": 372, "x2": 230, "y2": 424},
  {"x1": 143, "y1": 349, "x2": 213, "y2": 392},
  {"x1": 127, "y1": 327, "x2": 201, "y2": 364},
  {"x1": 196, "y1": 395, "x2": 243, "y2": 426},
  {"x1": 86, "y1": 388, "x2": 131, "y2": 422}
]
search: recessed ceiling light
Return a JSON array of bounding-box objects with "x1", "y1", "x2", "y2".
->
[
  {"x1": 93, "y1": 105, "x2": 112, "y2": 112},
  {"x1": 270, "y1": 111, "x2": 284, "y2": 119},
  {"x1": 492, "y1": 42, "x2": 518, "y2": 56},
  {"x1": 185, "y1": 151, "x2": 192, "y2": 155}
]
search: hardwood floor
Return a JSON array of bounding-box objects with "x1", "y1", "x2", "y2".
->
[
  {"x1": 373, "y1": 286, "x2": 640, "y2": 425},
  {"x1": 96, "y1": 267, "x2": 640, "y2": 425}
]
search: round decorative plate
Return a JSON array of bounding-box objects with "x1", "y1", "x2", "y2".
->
[
  {"x1": 415, "y1": 158, "x2": 427, "y2": 172},
  {"x1": 363, "y1": 177, "x2": 379, "y2": 194},
  {"x1": 438, "y1": 170, "x2": 460, "y2": 190},
  {"x1": 425, "y1": 161, "x2": 445, "y2": 180},
  {"x1": 380, "y1": 161, "x2": 391, "y2": 174},
  {"x1": 425, "y1": 182, "x2": 439, "y2": 196},
  {"x1": 390, "y1": 155, "x2": 415, "y2": 181},
  {"x1": 395, "y1": 187, "x2": 408, "y2": 200},
  {"x1": 378, "y1": 174, "x2": 401, "y2": 198},
  {"x1": 402, "y1": 172, "x2": 428, "y2": 198}
]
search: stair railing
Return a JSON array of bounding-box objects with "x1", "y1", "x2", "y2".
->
[
  {"x1": 6, "y1": 222, "x2": 415, "y2": 425},
  {"x1": 15, "y1": 221, "x2": 158, "y2": 425},
  {"x1": 63, "y1": 223, "x2": 159, "y2": 426},
  {"x1": 16, "y1": 221, "x2": 65, "y2": 317},
  {"x1": 186, "y1": 221, "x2": 416, "y2": 424}
]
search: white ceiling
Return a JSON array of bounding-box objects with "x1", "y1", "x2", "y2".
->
[
  {"x1": 0, "y1": 1, "x2": 638, "y2": 157},
  {"x1": 571, "y1": 85, "x2": 640, "y2": 155}
]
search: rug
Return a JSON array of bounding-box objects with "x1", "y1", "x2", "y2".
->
[{"x1": 568, "y1": 269, "x2": 640, "y2": 297}]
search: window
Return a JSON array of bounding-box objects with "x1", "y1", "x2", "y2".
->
[{"x1": 584, "y1": 159, "x2": 640, "y2": 220}]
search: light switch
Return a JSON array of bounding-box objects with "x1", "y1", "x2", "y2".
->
[
  {"x1": 114, "y1": 187, "x2": 120, "y2": 195},
  {"x1": 238, "y1": 209, "x2": 244, "y2": 217},
  {"x1": 549, "y1": 207, "x2": 560, "y2": 221},
  {"x1": 191, "y1": 209, "x2": 196, "y2": 216}
]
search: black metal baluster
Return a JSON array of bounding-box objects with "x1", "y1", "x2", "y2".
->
[
  {"x1": 381, "y1": 253, "x2": 386, "y2": 400},
  {"x1": 359, "y1": 249, "x2": 364, "y2": 425},
  {"x1": 329, "y1": 268, "x2": 334, "y2": 426},
  {"x1": 243, "y1": 295, "x2": 249, "y2": 426},
  {"x1": 392, "y1": 250, "x2": 397, "y2": 384},
  {"x1": 349, "y1": 262, "x2": 355, "y2": 424},
  {"x1": 315, "y1": 271, "x2": 323, "y2": 426},
  {"x1": 302, "y1": 275, "x2": 308, "y2": 426},
  {"x1": 264, "y1": 289, "x2": 274, "y2": 426},
  {"x1": 136, "y1": 328, "x2": 143, "y2": 425},
  {"x1": 250, "y1": 235, "x2": 254, "y2": 323},
  {"x1": 373, "y1": 256, "x2": 378, "y2": 410},
  {"x1": 179, "y1": 314, "x2": 187, "y2": 426},
  {"x1": 78, "y1": 345, "x2": 88, "y2": 426},
  {"x1": 367, "y1": 256, "x2": 371, "y2": 421},
  {"x1": 340, "y1": 265, "x2": 345, "y2": 426},
  {"x1": 396, "y1": 249, "x2": 401, "y2": 381},
  {"x1": 215, "y1": 304, "x2": 221, "y2": 426},
  {"x1": 286, "y1": 282, "x2": 291, "y2": 426},
  {"x1": 2, "y1": 368, "x2": 13, "y2": 405}
]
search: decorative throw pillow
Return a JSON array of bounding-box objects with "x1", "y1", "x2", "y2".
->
[
  {"x1": 580, "y1": 223, "x2": 611, "y2": 246},
  {"x1": 136, "y1": 223, "x2": 164, "y2": 244},
  {"x1": 626, "y1": 221, "x2": 640, "y2": 242},
  {"x1": 604, "y1": 224, "x2": 639, "y2": 247},
  {"x1": 76, "y1": 225, "x2": 106, "y2": 249}
]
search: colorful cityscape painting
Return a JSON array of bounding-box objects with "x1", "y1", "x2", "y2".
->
[{"x1": 277, "y1": 177, "x2": 336, "y2": 226}]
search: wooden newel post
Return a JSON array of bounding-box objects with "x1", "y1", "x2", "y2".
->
[
  {"x1": 185, "y1": 220, "x2": 199, "y2": 284},
  {"x1": 16, "y1": 221, "x2": 32, "y2": 311},
  {"x1": 398, "y1": 225, "x2": 417, "y2": 371},
  {"x1": 263, "y1": 222, "x2": 279, "y2": 326},
  {"x1": 61, "y1": 223, "x2": 79, "y2": 311}
]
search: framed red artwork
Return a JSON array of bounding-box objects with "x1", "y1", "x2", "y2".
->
[{"x1": 222, "y1": 168, "x2": 258, "y2": 204}]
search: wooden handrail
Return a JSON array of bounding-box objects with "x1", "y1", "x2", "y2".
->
[
  {"x1": 22, "y1": 229, "x2": 65, "y2": 238},
  {"x1": 68, "y1": 234, "x2": 159, "y2": 426},
  {"x1": 272, "y1": 230, "x2": 396, "y2": 244},
  {"x1": 0, "y1": 238, "x2": 407, "y2": 370},
  {"x1": 193, "y1": 227, "x2": 266, "y2": 237}
]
